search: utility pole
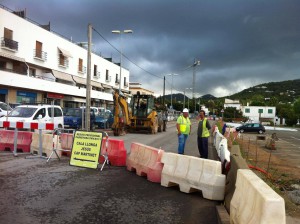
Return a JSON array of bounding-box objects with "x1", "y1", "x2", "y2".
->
[
  {"x1": 85, "y1": 23, "x2": 92, "y2": 131},
  {"x1": 163, "y1": 76, "x2": 165, "y2": 107}
]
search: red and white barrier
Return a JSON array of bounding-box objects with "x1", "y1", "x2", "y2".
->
[
  {"x1": 127, "y1": 142, "x2": 164, "y2": 183},
  {"x1": 0, "y1": 121, "x2": 55, "y2": 130}
]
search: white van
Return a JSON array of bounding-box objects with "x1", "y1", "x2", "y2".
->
[
  {"x1": 0, "y1": 102, "x2": 12, "y2": 117},
  {"x1": 0, "y1": 104, "x2": 64, "y2": 128}
]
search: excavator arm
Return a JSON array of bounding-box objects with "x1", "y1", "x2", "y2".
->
[{"x1": 112, "y1": 91, "x2": 131, "y2": 136}]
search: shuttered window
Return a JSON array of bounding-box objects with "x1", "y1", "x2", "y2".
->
[
  {"x1": 78, "y1": 58, "x2": 83, "y2": 72},
  {"x1": 4, "y1": 28, "x2": 13, "y2": 39},
  {"x1": 35, "y1": 41, "x2": 42, "y2": 58}
]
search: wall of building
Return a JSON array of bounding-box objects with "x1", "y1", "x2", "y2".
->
[
  {"x1": 0, "y1": 7, "x2": 128, "y2": 107},
  {"x1": 241, "y1": 106, "x2": 276, "y2": 122}
]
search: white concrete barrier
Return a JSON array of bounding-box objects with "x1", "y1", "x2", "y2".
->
[
  {"x1": 213, "y1": 129, "x2": 231, "y2": 169},
  {"x1": 161, "y1": 152, "x2": 225, "y2": 200},
  {"x1": 31, "y1": 133, "x2": 61, "y2": 158},
  {"x1": 230, "y1": 169, "x2": 285, "y2": 224}
]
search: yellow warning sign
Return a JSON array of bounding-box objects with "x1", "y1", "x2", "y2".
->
[{"x1": 70, "y1": 131, "x2": 103, "y2": 169}]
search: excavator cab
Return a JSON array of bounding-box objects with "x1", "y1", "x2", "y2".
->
[
  {"x1": 131, "y1": 92, "x2": 155, "y2": 118},
  {"x1": 129, "y1": 92, "x2": 158, "y2": 133},
  {"x1": 112, "y1": 90, "x2": 159, "y2": 136}
]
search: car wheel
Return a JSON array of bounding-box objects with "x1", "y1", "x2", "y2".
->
[
  {"x1": 240, "y1": 129, "x2": 244, "y2": 133},
  {"x1": 258, "y1": 130, "x2": 263, "y2": 134}
]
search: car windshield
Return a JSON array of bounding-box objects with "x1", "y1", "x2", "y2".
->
[
  {"x1": 8, "y1": 107, "x2": 37, "y2": 118},
  {"x1": 65, "y1": 108, "x2": 82, "y2": 117},
  {"x1": 0, "y1": 103, "x2": 12, "y2": 111}
]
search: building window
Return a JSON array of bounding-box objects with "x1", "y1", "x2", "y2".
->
[
  {"x1": 105, "y1": 70, "x2": 110, "y2": 81},
  {"x1": 268, "y1": 109, "x2": 273, "y2": 114},
  {"x1": 245, "y1": 108, "x2": 250, "y2": 113},
  {"x1": 58, "y1": 50, "x2": 68, "y2": 67},
  {"x1": 35, "y1": 41, "x2": 42, "y2": 58},
  {"x1": 29, "y1": 68, "x2": 36, "y2": 77},
  {"x1": 94, "y1": 64, "x2": 97, "y2": 76},
  {"x1": 78, "y1": 58, "x2": 83, "y2": 72},
  {"x1": 115, "y1": 74, "x2": 119, "y2": 84},
  {"x1": 2, "y1": 27, "x2": 18, "y2": 51},
  {"x1": 16, "y1": 91, "x2": 37, "y2": 104},
  {"x1": 258, "y1": 109, "x2": 263, "y2": 113},
  {"x1": 34, "y1": 41, "x2": 47, "y2": 61}
]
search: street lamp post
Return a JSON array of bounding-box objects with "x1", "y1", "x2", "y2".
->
[
  {"x1": 112, "y1": 29, "x2": 133, "y2": 93},
  {"x1": 184, "y1": 87, "x2": 192, "y2": 109},
  {"x1": 167, "y1": 73, "x2": 179, "y2": 109},
  {"x1": 192, "y1": 59, "x2": 200, "y2": 112}
]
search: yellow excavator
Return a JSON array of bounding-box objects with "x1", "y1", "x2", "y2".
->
[{"x1": 111, "y1": 90, "x2": 161, "y2": 136}]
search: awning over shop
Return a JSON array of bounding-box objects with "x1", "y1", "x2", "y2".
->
[
  {"x1": 0, "y1": 51, "x2": 25, "y2": 62},
  {"x1": 91, "y1": 81, "x2": 103, "y2": 89},
  {"x1": 52, "y1": 70, "x2": 74, "y2": 82},
  {"x1": 72, "y1": 75, "x2": 86, "y2": 85},
  {"x1": 58, "y1": 47, "x2": 72, "y2": 58}
]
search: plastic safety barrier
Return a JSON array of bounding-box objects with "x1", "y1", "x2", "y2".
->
[
  {"x1": 99, "y1": 138, "x2": 127, "y2": 166},
  {"x1": 213, "y1": 129, "x2": 231, "y2": 172},
  {"x1": 126, "y1": 142, "x2": 164, "y2": 183},
  {"x1": 31, "y1": 132, "x2": 61, "y2": 158},
  {"x1": 60, "y1": 133, "x2": 74, "y2": 156},
  {"x1": 161, "y1": 152, "x2": 226, "y2": 200},
  {"x1": 0, "y1": 130, "x2": 32, "y2": 152},
  {"x1": 230, "y1": 169, "x2": 285, "y2": 224},
  {"x1": 0, "y1": 121, "x2": 55, "y2": 130}
]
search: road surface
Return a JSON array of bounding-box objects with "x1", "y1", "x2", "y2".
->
[{"x1": 0, "y1": 120, "x2": 221, "y2": 224}]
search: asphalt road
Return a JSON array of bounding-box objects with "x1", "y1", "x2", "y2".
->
[{"x1": 0, "y1": 120, "x2": 221, "y2": 224}]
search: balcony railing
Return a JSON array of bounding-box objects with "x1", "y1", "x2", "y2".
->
[
  {"x1": 0, "y1": 66, "x2": 26, "y2": 75},
  {"x1": 58, "y1": 57, "x2": 69, "y2": 68},
  {"x1": 105, "y1": 76, "x2": 111, "y2": 82},
  {"x1": 33, "y1": 49, "x2": 47, "y2": 61},
  {"x1": 1, "y1": 37, "x2": 18, "y2": 51},
  {"x1": 78, "y1": 65, "x2": 87, "y2": 74},
  {"x1": 93, "y1": 71, "x2": 100, "y2": 78}
]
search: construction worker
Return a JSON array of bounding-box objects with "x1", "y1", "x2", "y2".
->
[
  {"x1": 197, "y1": 109, "x2": 211, "y2": 159},
  {"x1": 176, "y1": 108, "x2": 191, "y2": 154}
]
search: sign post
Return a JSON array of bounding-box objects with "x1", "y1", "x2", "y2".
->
[{"x1": 70, "y1": 131, "x2": 103, "y2": 169}]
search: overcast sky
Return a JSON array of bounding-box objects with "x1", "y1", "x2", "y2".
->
[{"x1": 2, "y1": 0, "x2": 300, "y2": 98}]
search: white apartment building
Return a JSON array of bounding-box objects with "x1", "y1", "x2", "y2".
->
[
  {"x1": 240, "y1": 105, "x2": 276, "y2": 123},
  {"x1": 129, "y1": 82, "x2": 154, "y2": 95},
  {"x1": 224, "y1": 98, "x2": 241, "y2": 110},
  {"x1": 0, "y1": 6, "x2": 130, "y2": 109}
]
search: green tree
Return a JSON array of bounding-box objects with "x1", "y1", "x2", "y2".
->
[
  {"x1": 293, "y1": 98, "x2": 300, "y2": 116},
  {"x1": 250, "y1": 94, "x2": 265, "y2": 106},
  {"x1": 268, "y1": 97, "x2": 279, "y2": 106},
  {"x1": 277, "y1": 104, "x2": 297, "y2": 126}
]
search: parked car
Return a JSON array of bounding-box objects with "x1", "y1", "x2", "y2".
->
[
  {"x1": 236, "y1": 123, "x2": 265, "y2": 134},
  {"x1": 95, "y1": 111, "x2": 113, "y2": 129},
  {"x1": 0, "y1": 104, "x2": 64, "y2": 128},
  {"x1": 0, "y1": 101, "x2": 12, "y2": 117},
  {"x1": 64, "y1": 108, "x2": 96, "y2": 130}
]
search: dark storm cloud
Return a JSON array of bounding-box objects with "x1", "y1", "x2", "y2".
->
[{"x1": 3, "y1": 0, "x2": 300, "y2": 97}]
